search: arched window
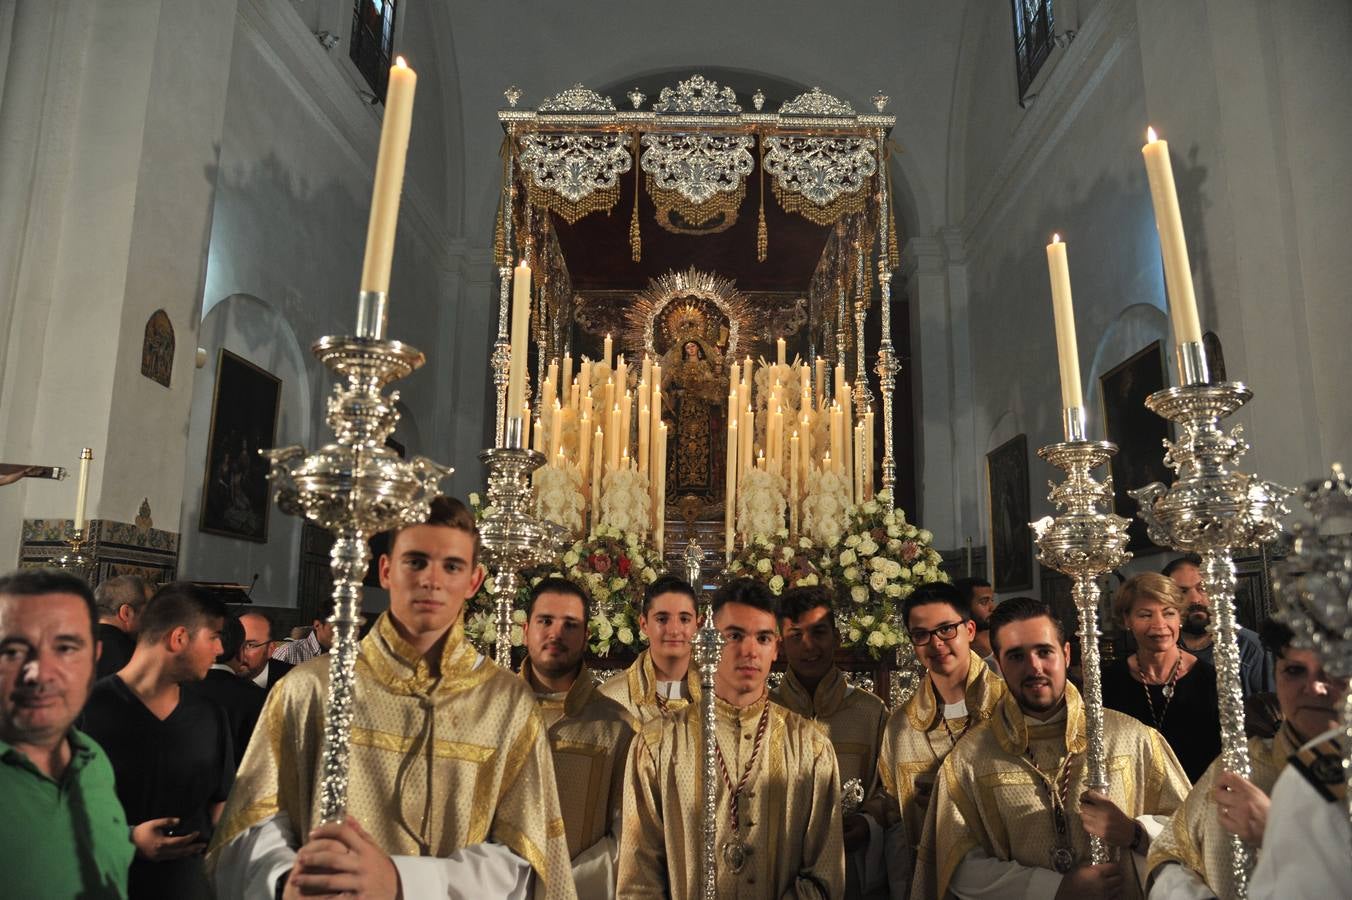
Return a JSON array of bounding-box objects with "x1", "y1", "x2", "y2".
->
[
  {"x1": 1012, "y1": 0, "x2": 1055, "y2": 102},
  {"x1": 350, "y1": 0, "x2": 398, "y2": 100}
]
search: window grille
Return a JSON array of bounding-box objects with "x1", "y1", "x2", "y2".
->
[
  {"x1": 1012, "y1": 0, "x2": 1055, "y2": 102},
  {"x1": 350, "y1": 0, "x2": 398, "y2": 101}
]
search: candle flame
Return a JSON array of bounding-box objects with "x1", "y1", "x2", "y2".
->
[
  {"x1": 1147, "y1": 126, "x2": 1158, "y2": 142},
  {"x1": 1052, "y1": 233, "x2": 1062, "y2": 244},
  {"x1": 395, "y1": 56, "x2": 408, "y2": 68}
]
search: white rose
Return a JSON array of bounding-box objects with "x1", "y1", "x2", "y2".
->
[
  {"x1": 845, "y1": 534, "x2": 861, "y2": 548},
  {"x1": 757, "y1": 558, "x2": 772, "y2": 574},
  {"x1": 510, "y1": 625, "x2": 524, "y2": 645},
  {"x1": 867, "y1": 630, "x2": 885, "y2": 648},
  {"x1": 918, "y1": 529, "x2": 933, "y2": 544},
  {"x1": 468, "y1": 492, "x2": 481, "y2": 507},
  {"x1": 512, "y1": 609, "x2": 526, "y2": 624},
  {"x1": 886, "y1": 560, "x2": 903, "y2": 579},
  {"x1": 885, "y1": 584, "x2": 902, "y2": 597},
  {"x1": 632, "y1": 553, "x2": 646, "y2": 568},
  {"x1": 869, "y1": 572, "x2": 888, "y2": 592},
  {"x1": 611, "y1": 578, "x2": 627, "y2": 591},
  {"x1": 849, "y1": 628, "x2": 862, "y2": 642},
  {"x1": 886, "y1": 525, "x2": 901, "y2": 538},
  {"x1": 863, "y1": 500, "x2": 879, "y2": 515},
  {"x1": 643, "y1": 567, "x2": 657, "y2": 581},
  {"x1": 850, "y1": 585, "x2": 869, "y2": 604},
  {"x1": 870, "y1": 556, "x2": 887, "y2": 572},
  {"x1": 839, "y1": 549, "x2": 857, "y2": 567},
  {"x1": 799, "y1": 573, "x2": 818, "y2": 586},
  {"x1": 858, "y1": 539, "x2": 878, "y2": 556},
  {"x1": 563, "y1": 551, "x2": 580, "y2": 567},
  {"x1": 799, "y1": 536, "x2": 813, "y2": 549},
  {"x1": 844, "y1": 566, "x2": 859, "y2": 583},
  {"x1": 617, "y1": 627, "x2": 634, "y2": 645},
  {"x1": 595, "y1": 618, "x2": 614, "y2": 639},
  {"x1": 769, "y1": 575, "x2": 785, "y2": 594},
  {"x1": 860, "y1": 615, "x2": 876, "y2": 628},
  {"x1": 781, "y1": 546, "x2": 794, "y2": 561}
]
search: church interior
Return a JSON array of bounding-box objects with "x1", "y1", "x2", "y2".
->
[{"x1": 4, "y1": 0, "x2": 1347, "y2": 632}]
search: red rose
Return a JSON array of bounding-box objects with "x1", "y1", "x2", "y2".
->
[
  {"x1": 618, "y1": 556, "x2": 632, "y2": 577},
  {"x1": 591, "y1": 553, "x2": 611, "y2": 574}
]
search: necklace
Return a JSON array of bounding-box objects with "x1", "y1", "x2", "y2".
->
[
  {"x1": 939, "y1": 712, "x2": 971, "y2": 749},
  {"x1": 1023, "y1": 747, "x2": 1079, "y2": 873},
  {"x1": 715, "y1": 701, "x2": 771, "y2": 874},
  {"x1": 1138, "y1": 654, "x2": 1181, "y2": 728}
]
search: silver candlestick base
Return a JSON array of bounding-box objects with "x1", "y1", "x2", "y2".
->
[
  {"x1": 1032, "y1": 439, "x2": 1132, "y2": 866},
  {"x1": 1129, "y1": 379, "x2": 1291, "y2": 896},
  {"x1": 1272, "y1": 463, "x2": 1352, "y2": 855},
  {"x1": 478, "y1": 435, "x2": 558, "y2": 668},
  {"x1": 51, "y1": 526, "x2": 95, "y2": 579},
  {"x1": 688, "y1": 538, "x2": 723, "y2": 900},
  {"x1": 262, "y1": 298, "x2": 451, "y2": 826}
]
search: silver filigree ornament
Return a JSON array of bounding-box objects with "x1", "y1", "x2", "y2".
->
[
  {"x1": 518, "y1": 132, "x2": 633, "y2": 205},
  {"x1": 779, "y1": 86, "x2": 856, "y2": 117},
  {"x1": 654, "y1": 74, "x2": 741, "y2": 114},
  {"x1": 763, "y1": 135, "x2": 877, "y2": 207},
  {"x1": 503, "y1": 85, "x2": 522, "y2": 108},
  {"x1": 536, "y1": 83, "x2": 616, "y2": 113},
  {"x1": 640, "y1": 133, "x2": 754, "y2": 206},
  {"x1": 752, "y1": 89, "x2": 765, "y2": 111},
  {"x1": 627, "y1": 88, "x2": 646, "y2": 110}
]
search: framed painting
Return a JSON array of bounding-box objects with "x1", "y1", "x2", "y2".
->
[
  {"x1": 1098, "y1": 341, "x2": 1174, "y2": 552},
  {"x1": 199, "y1": 349, "x2": 281, "y2": 542},
  {"x1": 986, "y1": 433, "x2": 1032, "y2": 591}
]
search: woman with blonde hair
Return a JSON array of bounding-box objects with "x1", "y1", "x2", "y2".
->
[{"x1": 1102, "y1": 572, "x2": 1221, "y2": 780}]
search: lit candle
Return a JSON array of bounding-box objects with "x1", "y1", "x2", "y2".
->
[
  {"x1": 561, "y1": 354, "x2": 572, "y2": 404},
  {"x1": 741, "y1": 403, "x2": 754, "y2": 484},
  {"x1": 757, "y1": 449, "x2": 766, "y2": 471},
  {"x1": 815, "y1": 357, "x2": 826, "y2": 410},
  {"x1": 1045, "y1": 234, "x2": 1085, "y2": 411},
  {"x1": 776, "y1": 337, "x2": 786, "y2": 367},
  {"x1": 772, "y1": 407, "x2": 784, "y2": 476},
  {"x1": 654, "y1": 422, "x2": 667, "y2": 553},
  {"x1": 591, "y1": 426, "x2": 604, "y2": 532},
  {"x1": 620, "y1": 389, "x2": 633, "y2": 463},
  {"x1": 649, "y1": 387, "x2": 662, "y2": 477},
  {"x1": 545, "y1": 359, "x2": 559, "y2": 406},
  {"x1": 1141, "y1": 127, "x2": 1203, "y2": 345},
  {"x1": 641, "y1": 355, "x2": 653, "y2": 399},
  {"x1": 505, "y1": 260, "x2": 532, "y2": 426},
  {"x1": 73, "y1": 448, "x2": 92, "y2": 532},
  {"x1": 726, "y1": 419, "x2": 739, "y2": 558},
  {"x1": 608, "y1": 404, "x2": 621, "y2": 473},
  {"x1": 549, "y1": 399, "x2": 563, "y2": 460},
  {"x1": 359, "y1": 57, "x2": 418, "y2": 294},
  {"x1": 638, "y1": 386, "x2": 650, "y2": 482},
  {"x1": 603, "y1": 333, "x2": 614, "y2": 369},
  {"x1": 615, "y1": 354, "x2": 627, "y2": 395},
  {"x1": 742, "y1": 356, "x2": 753, "y2": 394},
  {"x1": 789, "y1": 431, "x2": 799, "y2": 535},
  {"x1": 531, "y1": 416, "x2": 543, "y2": 453},
  {"x1": 579, "y1": 411, "x2": 592, "y2": 493}
]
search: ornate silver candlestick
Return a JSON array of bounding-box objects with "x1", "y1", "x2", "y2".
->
[
  {"x1": 1031, "y1": 420, "x2": 1131, "y2": 866},
  {"x1": 1129, "y1": 343, "x2": 1291, "y2": 894},
  {"x1": 687, "y1": 539, "x2": 722, "y2": 900},
  {"x1": 478, "y1": 421, "x2": 557, "y2": 668},
  {"x1": 51, "y1": 526, "x2": 94, "y2": 579},
  {"x1": 1271, "y1": 463, "x2": 1352, "y2": 852},
  {"x1": 262, "y1": 292, "x2": 451, "y2": 825}
]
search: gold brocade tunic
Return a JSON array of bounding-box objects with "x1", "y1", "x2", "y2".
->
[
  {"x1": 771, "y1": 666, "x2": 888, "y2": 800},
  {"x1": 598, "y1": 649, "x2": 702, "y2": 725},
  {"x1": 207, "y1": 614, "x2": 576, "y2": 900},
  {"x1": 914, "y1": 681, "x2": 1190, "y2": 900},
  {"x1": 877, "y1": 651, "x2": 1006, "y2": 848},
  {"x1": 618, "y1": 694, "x2": 846, "y2": 899},
  {"x1": 1147, "y1": 726, "x2": 1298, "y2": 898},
  {"x1": 521, "y1": 661, "x2": 636, "y2": 860}
]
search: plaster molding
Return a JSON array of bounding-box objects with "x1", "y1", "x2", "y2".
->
[{"x1": 959, "y1": 0, "x2": 1136, "y2": 255}]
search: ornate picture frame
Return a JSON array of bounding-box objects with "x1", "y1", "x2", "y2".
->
[
  {"x1": 199, "y1": 349, "x2": 281, "y2": 543},
  {"x1": 986, "y1": 433, "x2": 1033, "y2": 591},
  {"x1": 1098, "y1": 341, "x2": 1174, "y2": 552}
]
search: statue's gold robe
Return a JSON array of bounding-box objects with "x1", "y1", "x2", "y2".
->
[
  {"x1": 619, "y1": 693, "x2": 846, "y2": 899},
  {"x1": 914, "y1": 681, "x2": 1190, "y2": 900},
  {"x1": 208, "y1": 614, "x2": 576, "y2": 900},
  {"x1": 598, "y1": 648, "x2": 702, "y2": 725},
  {"x1": 1147, "y1": 725, "x2": 1298, "y2": 898},
  {"x1": 878, "y1": 651, "x2": 1006, "y2": 848},
  {"x1": 523, "y1": 661, "x2": 635, "y2": 899}
]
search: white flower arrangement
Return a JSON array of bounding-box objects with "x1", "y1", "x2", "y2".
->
[
  {"x1": 801, "y1": 467, "x2": 854, "y2": 547},
  {"x1": 534, "y1": 463, "x2": 586, "y2": 535},
  {"x1": 599, "y1": 467, "x2": 652, "y2": 536},
  {"x1": 736, "y1": 468, "x2": 787, "y2": 540},
  {"x1": 727, "y1": 531, "x2": 825, "y2": 596}
]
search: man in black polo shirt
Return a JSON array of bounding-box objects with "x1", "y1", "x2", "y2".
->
[
  {"x1": 82, "y1": 582, "x2": 235, "y2": 899},
  {"x1": 93, "y1": 575, "x2": 151, "y2": 680}
]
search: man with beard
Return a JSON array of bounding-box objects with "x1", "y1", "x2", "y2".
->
[
  {"x1": 521, "y1": 576, "x2": 634, "y2": 899},
  {"x1": 81, "y1": 582, "x2": 235, "y2": 899},
  {"x1": 772, "y1": 584, "x2": 888, "y2": 899},
  {"x1": 1163, "y1": 555, "x2": 1271, "y2": 697},
  {"x1": 880, "y1": 581, "x2": 1006, "y2": 898},
  {"x1": 619, "y1": 577, "x2": 845, "y2": 898},
  {"x1": 913, "y1": 597, "x2": 1189, "y2": 900},
  {"x1": 0, "y1": 568, "x2": 134, "y2": 898},
  {"x1": 599, "y1": 575, "x2": 702, "y2": 724},
  {"x1": 953, "y1": 578, "x2": 996, "y2": 665},
  {"x1": 1148, "y1": 620, "x2": 1345, "y2": 898},
  {"x1": 234, "y1": 610, "x2": 293, "y2": 692}
]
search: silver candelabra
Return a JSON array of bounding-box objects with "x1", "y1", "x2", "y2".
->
[
  {"x1": 1031, "y1": 411, "x2": 1131, "y2": 866},
  {"x1": 262, "y1": 292, "x2": 450, "y2": 824},
  {"x1": 687, "y1": 539, "x2": 723, "y2": 900},
  {"x1": 1129, "y1": 342, "x2": 1291, "y2": 895}
]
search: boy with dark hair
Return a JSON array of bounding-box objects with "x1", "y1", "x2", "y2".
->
[
  {"x1": 211, "y1": 495, "x2": 576, "y2": 900},
  {"x1": 522, "y1": 576, "x2": 633, "y2": 898},
  {"x1": 952, "y1": 576, "x2": 996, "y2": 661},
  {"x1": 187, "y1": 611, "x2": 265, "y2": 769},
  {"x1": 771, "y1": 585, "x2": 888, "y2": 899},
  {"x1": 81, "y1": 581, "x2": 235, "y2": 898},
  {"x1": 599, "y1": 574, "x2": 702, "y2": 724},
  {"x1": 620, "y1": 577, "x2": 845, "y2": 898},
  {"x1": 878, "y1": 580, "x2": 1007, "y2": 895}
]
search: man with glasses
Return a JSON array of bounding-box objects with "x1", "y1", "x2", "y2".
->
[
  {"x1": 233, "y1": 610, "x2": 293, "y2": 692},
  {"x1": 877, "y1": 581, "x2": 1007, "y2": 898}
]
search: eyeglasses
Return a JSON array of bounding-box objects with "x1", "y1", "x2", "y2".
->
[
  {"x1": 908, "y1": 621, "x2": 965, "y2": 646},
  {"x1": 241, "y1": 640, "x2": 271, "y2": 652}
]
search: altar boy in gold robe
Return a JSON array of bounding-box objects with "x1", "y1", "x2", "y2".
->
[
  {"x1": 772, "y1": 585, "x2": 889, "y2": 899},
  {"x1": 914, "y1": 596, "x2": 1190, "y2": 900},
  {"x1": 619, "y1": 577, "x2": 845, "y2": 899},
  {"x1": 1147, "y1": 619, "x2": 1344, "y2": 899},
  {"x1": 599, "y1": 575, "x2": 702, "y2": 724},
  {"x1": 208, "y1": 498, "x2": 576, "y2": 900}
]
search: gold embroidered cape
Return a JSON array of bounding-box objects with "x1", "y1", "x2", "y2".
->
[
  {"x1": 877, "y1": 650, "x2": 1007, "y2": 850},
  {"x1": 207, "y1": 613, "x2": 576, "y2": 900},
  {"x1": 597, "y1": 648, "x2": 702, "y2": 725},
  {"x1": 914, "y1": 681, "x2": 1190, "y2": 900},
  {"x1": 618, "y1": 694, "x2": 845, "y2": 899},
  {"x1": 521, "y1": 661, "x2": 636, "y2": 859},
  {"x1": 1147, "y1": 726, "x2": 1297, "y2": 898}
]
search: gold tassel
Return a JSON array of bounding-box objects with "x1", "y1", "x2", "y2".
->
[
  {"x1": 757, "y1": 135, "x2": 768, "y2": 263},
  {"x1": 885, "y1": 146, "x2": 902, "y2": 269},
  {"x1": 630, "y1": 134, "x2": 642, "y2": 262},
  {"x1": 493, "y1": 204, "x2": 506, "y2": 268}
]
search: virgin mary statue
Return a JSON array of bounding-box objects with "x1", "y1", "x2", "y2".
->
[{"x1": 660, "y1": 331, "x2": 727, "y2": 503}]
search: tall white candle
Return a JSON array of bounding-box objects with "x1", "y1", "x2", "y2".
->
[
  {"x1": 505, "y1": 260, "x2": 532, "y2": 423},
  {"x1": 1045, "y1": 234, "x2": 1085, "y2": 410},
  {"x1": 73, "y1": 448, "x2": 92, "y2": 532},
  {"x1": 359, "y1": 58, "x2": 417, "y2": 294},
  {"x1": 1141, "y1": 127, "x2": 1204, "y2": 345}
]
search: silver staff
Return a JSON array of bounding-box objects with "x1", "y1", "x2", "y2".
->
[
  {"x1": 263, "y1": 292, "x2": 450, "y2": 823},
  {"x1": 1031, "y1": 408, "x2": 1131, "y2": 865},
  {"x1": 687, "y1": 539, "x2": 722, "y2": 900},
  {"x1": 1130, "y1": 341, "x2": 1291, "y2": 895}
]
